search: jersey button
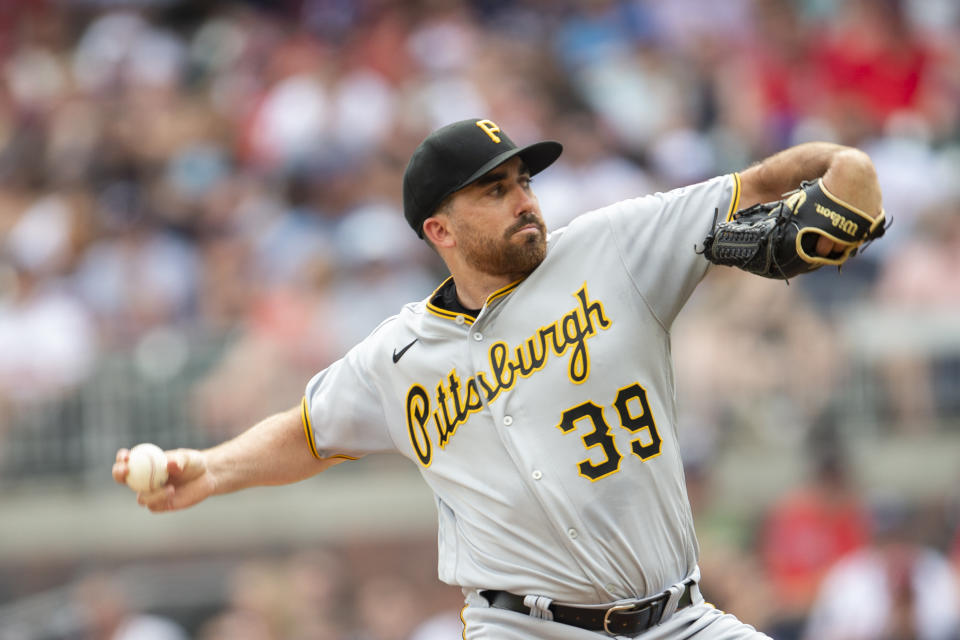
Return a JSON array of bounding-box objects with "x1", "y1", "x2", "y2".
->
[
  {"x1": 531, "y1": 470, "x2": 543, "y2": 480},
  {"x1": 503, "y1": 416, "x2": 513, "y2": 426},
  {"x1": 567, "y1": 528, "x2": 579, "y2": 540},
  {"x1": 473, "y1": 332, "x2": 483, "y2": 341},
  {"x1": 455, "y1": 315, "x2": 466, "y2": 325}
]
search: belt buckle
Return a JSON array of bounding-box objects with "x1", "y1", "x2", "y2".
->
[{"x1": 602, "y1": 602, "x2": 639, "y2": 635}]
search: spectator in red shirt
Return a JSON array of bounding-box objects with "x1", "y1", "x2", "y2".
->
[
  {"x1": 760, "y1": 428, "x2": 871, "y2": 640},
  {"x1": 814, "y1": 0, "x2": 935, "y2": 138}
]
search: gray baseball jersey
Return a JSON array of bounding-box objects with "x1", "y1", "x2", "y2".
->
[{"x1": 303, "y1": 173, "x2": 740, "y2": 603}]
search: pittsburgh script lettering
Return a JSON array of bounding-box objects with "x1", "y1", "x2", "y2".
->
[{"x1": 405, "y1": 284, "x2": 611, "y2": 466}]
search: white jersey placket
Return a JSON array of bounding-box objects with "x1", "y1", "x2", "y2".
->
[{"x1": 465, "y1": 290, "x2": 611, "y2": 601}]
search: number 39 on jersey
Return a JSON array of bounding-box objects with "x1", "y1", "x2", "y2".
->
[{"x1": 557, "y1": 382, "x2": 662, "y2": 481}]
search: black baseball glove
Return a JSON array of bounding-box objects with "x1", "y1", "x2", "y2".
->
[{"x1": 701, "y1": 178, "x2": 887, "y2": 279}]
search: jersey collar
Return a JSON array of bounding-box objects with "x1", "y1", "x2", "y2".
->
[{"x1": 426, "y1": 276, "x2": 523, "y2": 325}]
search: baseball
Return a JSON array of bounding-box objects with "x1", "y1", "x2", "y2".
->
[{"x1": 125, "y1": 443, "x2": 169, "y2": 492}]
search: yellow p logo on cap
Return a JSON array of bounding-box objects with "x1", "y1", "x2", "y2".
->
[{"x1": 476, "y1": 119, "x2": 502, "y2": 143}]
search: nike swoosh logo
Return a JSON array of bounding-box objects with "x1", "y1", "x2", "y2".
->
[{"x1": 392, "y1": 338, "x2": 419, "y2": 363}]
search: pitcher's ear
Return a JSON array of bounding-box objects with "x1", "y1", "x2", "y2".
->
[{"x1": 423, "y1": 215, "x2": 455, "y2": 249}]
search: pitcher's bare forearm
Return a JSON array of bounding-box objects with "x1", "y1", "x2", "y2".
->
[
  {"x1": 739, "y1": 143, "x2": 882, "y2": 216},
  {"x1": 204, "y1": 406, "x2": 343, "y2": 496}
]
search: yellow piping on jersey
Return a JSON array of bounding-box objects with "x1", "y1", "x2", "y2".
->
[
  {"x1": 485, "y1": 279, "x2": 523, "y2": 304},
  {"x1": 426, "y1": 304, "x2": 474, "y2": 324},
  {"x1": 301, "y1": 396, "x2": 360, "y2": 462},
  {"x1": 301, "y1": 396, "x2": 321, "y2": 460},
  {"x1": 726, "y1": 173, "x2": 742, "y2": 222},
  {"x1": 425, "y1": 277, "x2": 524, "y2": 324},
  {"x1": 426, "y1": 277, "x2": 476, "y2": 324}
]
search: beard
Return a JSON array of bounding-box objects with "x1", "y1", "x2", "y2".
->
[{"x1": 456, "y1": 214, "x2": 547, "y2": 279}]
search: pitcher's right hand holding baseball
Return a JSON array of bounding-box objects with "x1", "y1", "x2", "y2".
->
[
  {"x1": 113, "y1": 447, "x2": 214, "y2": 512},
  {"x1": 112, "y1": 406, "x2": 341, "y2": 514}
]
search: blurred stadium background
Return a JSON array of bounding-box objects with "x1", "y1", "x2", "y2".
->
[{"x1": 1, "y1": 0, "x2": 959, "y2": 638}]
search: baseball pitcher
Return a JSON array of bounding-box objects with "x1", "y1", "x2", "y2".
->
[{"x1": 114, "y1": 118, "x2": 885, "y2": 638}]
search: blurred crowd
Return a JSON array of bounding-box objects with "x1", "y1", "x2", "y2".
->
[
  {"x1": 2, "y1": 0, "x2": 960, "y2": 638},
  {"x1": 688, "y1": 417, "x2": 960, "y2": 640},
  {"x1": 63, "y1": 546, "x2": 466, "y2": 640},
  {"x1": 1, "y1": 0, "x2": 960, "y2": 432}
]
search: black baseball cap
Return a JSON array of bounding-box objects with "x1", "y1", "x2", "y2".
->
[{"x1": 402, "y1": 118, "x2": 563, "y2": 237}]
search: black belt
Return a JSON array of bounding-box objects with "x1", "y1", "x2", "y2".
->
[{"x1": 481, "y1": 582, "x2": 694, "y2": 637}]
